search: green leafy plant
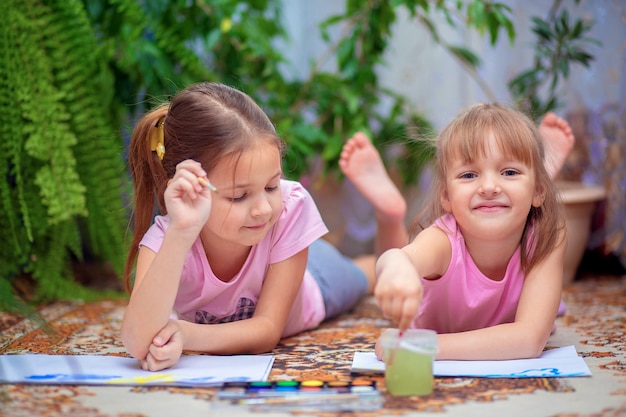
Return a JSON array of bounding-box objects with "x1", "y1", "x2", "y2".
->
[
  {"x1": 274, "y1": 0, "x2": 517, "y2": 185},
  {"x1": 1, "y1": 0, "x2": 128, "y2": 313},
  {"x1": 508, "y1": 0, "x2": 600, "y2": 121}
]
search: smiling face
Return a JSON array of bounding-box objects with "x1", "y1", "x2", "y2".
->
[
  {"x1": 202, "y1": 141, "x2": 283, "y2": 249},
  {"x1": 441, "y1": 132, "x2": 544, "y2": 244}
]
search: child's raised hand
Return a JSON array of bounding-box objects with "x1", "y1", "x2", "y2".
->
[
  {"x1": 139, "y1": 319, "x2": 184, "y2": 371},
  {"x1": 164, "y1": 160, "x2": 214, "y2": 234},
  {"x1": 374, "y1": 249, "x2": 423, "y2": 332}
]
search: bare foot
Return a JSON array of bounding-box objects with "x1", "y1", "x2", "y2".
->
[
  {"x1": 339, "y1": 132, "x2": 406, "y2": 222},
  {"x1": 539, "y1": 112, "x2": 575, "y2": 179}
]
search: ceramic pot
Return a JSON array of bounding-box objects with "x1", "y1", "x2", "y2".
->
[{"x1": 557, "y1": 181, "x2": 606, "y2": 286}]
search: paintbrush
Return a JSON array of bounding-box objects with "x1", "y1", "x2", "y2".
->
[{"x1": 197, "y1": 177, "x2": 218, "y2": 192}]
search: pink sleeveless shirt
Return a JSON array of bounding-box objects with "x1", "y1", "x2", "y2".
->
[
  {"x1": 413, "y1": 214, "x2": 525, "y2": 333},
  {"x1": 139, "y1": 180, "x2": 329, "y2": 338}
]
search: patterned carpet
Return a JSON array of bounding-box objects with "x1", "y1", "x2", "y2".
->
[{"x1": 0, "y1": 274, "x2": 625, "y2": 417}]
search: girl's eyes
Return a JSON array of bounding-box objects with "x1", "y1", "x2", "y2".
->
[
  {"x1": 458, "y1": 169, "x2": 519, "y2": 179},
  {"x1": 502, "y1": 169, "x2": 519, "y2": 176},
  {"x1": 459, "y1": 172, "x2": 476, "y2": 179},
  {"x1": 230, "y1": 185, "x2": 280, "y2": 202}
]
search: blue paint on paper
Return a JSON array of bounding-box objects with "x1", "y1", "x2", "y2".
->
[
  {"x1": 484, "y1": 367, "x2": 587, "y2": 378},
  {"x1": 26, "y1": 374, "x2": 121, "y2": 381}
]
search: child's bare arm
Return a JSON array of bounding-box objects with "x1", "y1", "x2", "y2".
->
[
  {"x1": 374, "y1": 226, "x2": 451, "y2": 332},
  {"x1": 121, "y1": 236, "x2": 191, "y2": 361}
]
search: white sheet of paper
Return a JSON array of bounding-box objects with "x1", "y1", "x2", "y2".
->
[
  {"x1": 351, "y1": 345, "x2": 591, "y2": 378},
  {"x1": 0, "y1": 354, "x2": 274, "y2": 386}
]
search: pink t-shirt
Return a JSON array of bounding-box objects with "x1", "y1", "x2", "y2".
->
[
  {"x1": 413, "y1": 214, "x2": 525, "y2": 333},
  {"x1": 139, "y1": 179, "x2": 329, "y2": 338}
]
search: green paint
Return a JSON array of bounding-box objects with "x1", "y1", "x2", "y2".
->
[{"x1": 384, "y1": 346, "x2": 434, "y2": 396}]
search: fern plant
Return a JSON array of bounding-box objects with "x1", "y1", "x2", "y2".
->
[{"x1": 1, "y1": 0, "x2": 128, "y2": 313}]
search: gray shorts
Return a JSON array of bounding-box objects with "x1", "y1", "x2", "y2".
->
[{"x1": 307, "y1": 239, "x2": 369, "y2": 320}]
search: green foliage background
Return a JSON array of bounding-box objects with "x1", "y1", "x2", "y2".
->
[
  {"x1": 1, "y1": 0, "x2": 597, "y2": 313},
  {"x1": 1, "y1": 0, "x2": 128, "y2": 314}
]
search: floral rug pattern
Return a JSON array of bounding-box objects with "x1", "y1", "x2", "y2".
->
[{"x1": 1, "y1": 274, "x2": 625, "y2": 417}]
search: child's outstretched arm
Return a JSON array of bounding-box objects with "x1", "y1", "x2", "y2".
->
[
  {"x1": 436, "y1": 228, "x2": 567, "y2": 360},
  {"x1": 375, "y1": 226, "x2": 452, "y2": 332}
]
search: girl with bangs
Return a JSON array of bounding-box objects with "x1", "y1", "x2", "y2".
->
[{"x1": 374, "y1": 103, "x2": 568, "y2": 361}]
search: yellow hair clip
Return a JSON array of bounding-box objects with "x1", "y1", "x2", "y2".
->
[{"x1": 149, "y1": 116, "x2": 166, "y2": 160}]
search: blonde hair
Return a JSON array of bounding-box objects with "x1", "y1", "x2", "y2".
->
[{"x1": 413, "y1": 103, "x2": 565, "y2": 273}]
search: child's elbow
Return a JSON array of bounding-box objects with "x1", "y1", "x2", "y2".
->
[
  {"x1": 525, "y1": 343, "x2": 546, "y2": 359},
  {"x1": 521, "y1": 331, "x2": 550, "y2": 359},
  {"x1": 254, "y1": 331, "x2": 282, "y2": 353},
  {"x1": 120, "y1": 325, "x2": 148, "y2": 361},
  {"x1": 248, "y1": 320, "x2": 283, "y2": 353},
  {"x1": 124, "y1": 341, "x2": 148, "y2": 362},
  {"x1": 251, "y1": 339, "x2": 280, "y2": 354}
]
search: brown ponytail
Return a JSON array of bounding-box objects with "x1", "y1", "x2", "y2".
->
[{"x1": 124, "y1": 104, "x2": 169, "y2": 293}]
